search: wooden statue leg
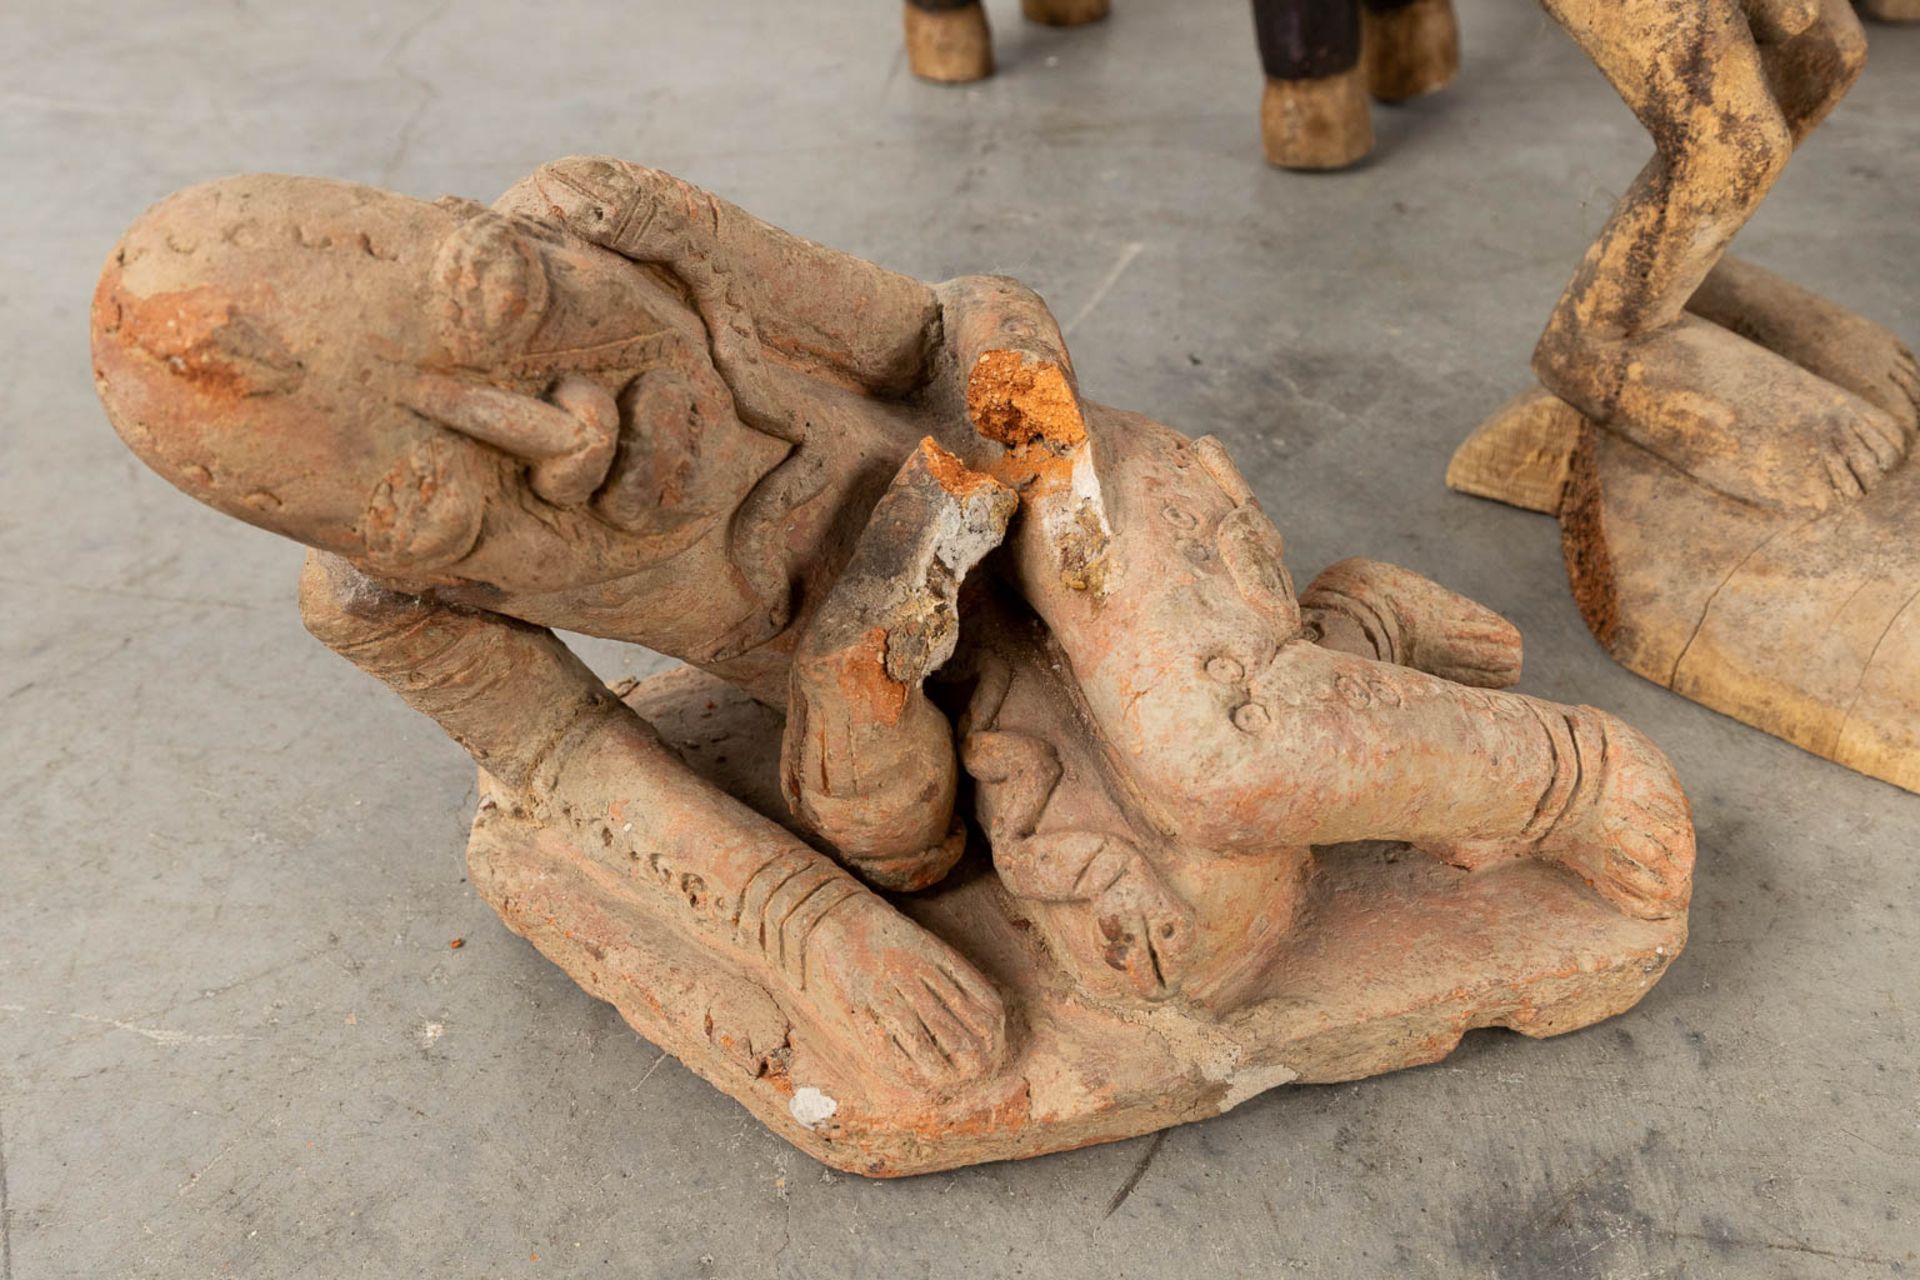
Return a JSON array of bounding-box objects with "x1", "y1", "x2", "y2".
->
[
  {"x1": 1251, "y1": 0, "x2": 1374, "y2": 170},
  {"x1": 904, "y1": 0, "x2": 994, "y2": 84},
  {"x1": 1532, "y1": 0, "x2": 1907, "y2": 514},
  {"x1": 298, "y1": 550, "x2": 1007, "y2": 1089},
  {"x1": 1361, "y1": 0, "x2": 1460, "y2": 101},
  {"x1": 1022, "y1": 0, "x2": 1111, "y2": 26}
]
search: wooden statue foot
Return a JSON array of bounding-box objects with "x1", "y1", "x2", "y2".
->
[
  {"x1": 470, "y1": 667, "x2": 1685, "y2": 1176},
  {"x1": 1688, "y1": 256, "x2": 1920, "y2": 439},
  {"x1": 1260, "y1": 69, "x2": 1374, "y2": 170},
  {"x1": 905, "y1": 2, "x2": 994, "y2": 84},
  {"x1": 1362, "y1": 0, "x2": 1460, "y2": 102}
]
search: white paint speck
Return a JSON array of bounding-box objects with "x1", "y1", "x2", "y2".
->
[{"x1": 788, "y1": 1086, "x2": 838, "y2": 1130}]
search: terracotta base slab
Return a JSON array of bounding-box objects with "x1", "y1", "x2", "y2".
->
[{"x1": 467, "y1": 667, "x2": 1684, "y2": 1176}]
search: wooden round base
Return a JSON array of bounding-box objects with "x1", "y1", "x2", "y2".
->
[
  {"x1": 1021, "y1": 0, "x2": 1110, "y2": 26},
  {"x1": 904, "y1": 4, "x2": 994, "y2": 84},
  {"x1": 1363, "y1": 0, "x2": 1460, "y2": 102},
  {"x1": 1859, "y1": 0, "x2": 1920, "y2": 21},
  {"x1": 1261, "y1": 70, "x2": 1374, "y2": 171}
]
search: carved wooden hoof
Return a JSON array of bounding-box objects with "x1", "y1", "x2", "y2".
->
[
  {"x1": 1260, "y1": 69, "x2": 1374, "y2": 171},
  {"x1": 1021, "y1": 0, "x2": 1111, "y2": 26},
  {"x1": 470, "y1": 666, "x2": 1689, "y2": 1176},
  {"x1": 1363, "y1": 0, "x2": 1460, "y2": 102},
  {"x1": 1859, "y1": 0, "x2": 1920, "y2": 21},
  {"x1": 904, "y1": 2, "x2": 994, "y2": 84}
]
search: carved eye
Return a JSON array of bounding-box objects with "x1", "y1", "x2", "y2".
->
[{"x1": 431, "y1": 212, "x2": 551, "y2": 368}]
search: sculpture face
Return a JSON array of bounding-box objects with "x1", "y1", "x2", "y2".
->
[{"x1": 92, "y1": 175, "x2": 755, "y2": 592}]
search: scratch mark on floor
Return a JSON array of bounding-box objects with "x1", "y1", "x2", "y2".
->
[
  {"x1": 0, "y1": 1004, "x2": 250, "y2": 1048},
  {"x1": 0, "y1": 1106, "x2": 13, "y2": 1280},
  {"x1": 1103, "y1": 1129, "x2": 1166, "y2": 1218},
  {"x1": 1063, "y1": 241, "x2": 1145, "y2": 337},
  {"x1": 628, "y1": 1049, "x2": 671, "y2": 1094}
]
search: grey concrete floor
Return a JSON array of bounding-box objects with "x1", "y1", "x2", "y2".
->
[{"x1": 4, "y1": 1, "x2": 1918, "y2": 1276}]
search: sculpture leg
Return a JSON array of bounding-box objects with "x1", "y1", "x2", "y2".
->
[
  {"x1": 1361, "y1": 0, "x2": 1460, "y2": 102},
  {"x1": 1152, "y1": 639, "x2": 1694, "y2": 920},
  {"x1": 1533, "y1": 0, "x2": 1907, "y2": 514},
  {"x1": 298, "y1": 551, "x2": 1007, "y2": 1089},
  {"x1": 1251, "y1": 0, "x2": 1374, "y2": 170},
  {"x1": 904, "y1": 0, "x2": 994, "y2": 83}
]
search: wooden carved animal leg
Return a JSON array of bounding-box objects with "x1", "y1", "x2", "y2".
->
[
  {"x1": 1361, "y1": 0, "x2": 1460, "y2": 102},
  {"x1": 1301, "y1": 557, "x2": 1523, "y2": 688},
  {"x1": 298, "y1": 551, "x2": 1007, "y2": 1090},
  {"x1": 1533, "y1": 0, "x2": 1907, "y2": 514},
  {"x1": 905, "y1": 0, "x2": 994, "y2": 83},
  {"x1": 1252, "y1": 0, "x2": 1375, "y2": 170},
  {"x1": 782, "y1": 440, "x2": 1016, "y2": 892}
]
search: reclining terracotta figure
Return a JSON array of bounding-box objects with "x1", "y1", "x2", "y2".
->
[{"x1": 93, "y1": 158, "x2": 1694, "y2": 1173}]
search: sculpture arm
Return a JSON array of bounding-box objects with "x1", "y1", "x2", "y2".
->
[{"x1": 781, "y1": 440, "x2": 1016, "y2": 891}]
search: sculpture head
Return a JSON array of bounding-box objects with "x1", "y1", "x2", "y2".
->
[{"x1": 91, "y1": 174, "x2": 748, "y2": 589}]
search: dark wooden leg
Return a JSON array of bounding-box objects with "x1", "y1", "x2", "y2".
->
[
  {"x1": 905, "y1": 0, "x2": 994, "y2": 83},
  {"x1": 1361, "y1": 0, "x2": 1460, "y2": 101},
  {"x1": 1251, "y1": 0, "x2": 1373, "y2": 169}
]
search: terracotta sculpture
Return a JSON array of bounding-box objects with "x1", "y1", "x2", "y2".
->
[
  {"x1": 93, "y1": 158, "x2": 1694, "y2": 1174},
  {"x1": 903, "y1": 1, "x2": 1458, "y2": 171},
  {"x1": 1449, "y1": 0, "x2": 1920, "y2": 794}
]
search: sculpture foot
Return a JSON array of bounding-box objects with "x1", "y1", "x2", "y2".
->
[
  {"x1": 1688, "y1": 256, "x2": 1920, "y2": 440},
  {"x1": 1537, "y1": 318, "x2": 1909, "y2": 515},
  {"x1": 1363, "y1": 0, "x2": 1460, "y2": 101},
  {"x1": 1425, "y1": 709, "x2": 1694, "y2": 920},
  {"x1": 801, "y1": 892, "x2": 1009, "y2": 1088},
  {"x1": 1261, "y1": 70, "x2": 1374, "y2": 171},
  {"x1": 905, "y1": 3, "x2": 994, "y2": 84}
]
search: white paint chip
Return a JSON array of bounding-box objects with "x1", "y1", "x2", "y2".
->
[{"x1": 789, "y1": 1086, "x2": 838, "y2": 1130}]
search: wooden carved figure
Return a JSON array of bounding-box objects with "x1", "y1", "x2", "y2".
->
[
  {"x1": 95, "y1": 158, "x2": 1693, "y2": 1174},
  {"x1": 903, "y1": 0, "x2": 1110, "y2": 84},
  {"x1": 901, "y1": 1, "x2": 1459, "y2": 171},
  {"x1": 1449, "y1": 0, "x2": 1920, "y2": 792},
  {"x1": 1253, "y1": 0, "x2": 1460, "y2": 169}
]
